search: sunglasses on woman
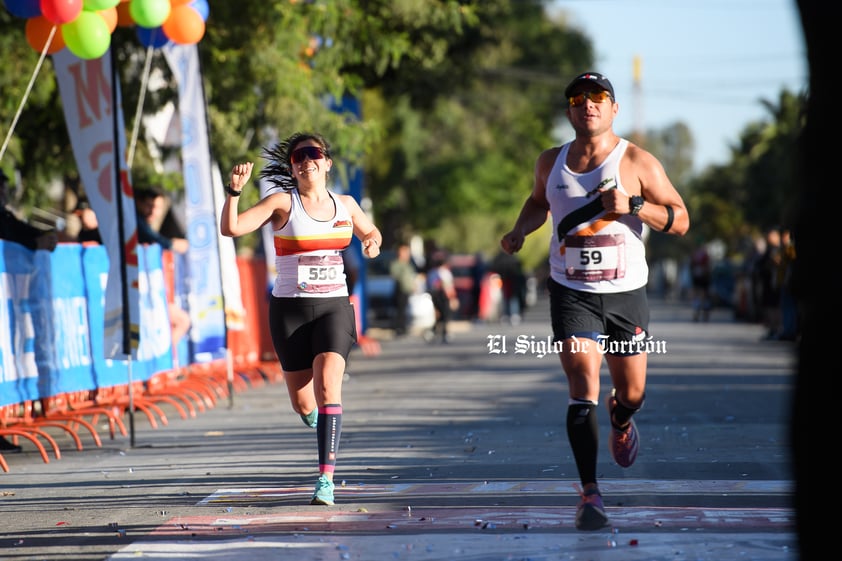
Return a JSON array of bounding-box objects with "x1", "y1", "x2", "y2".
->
[
  {"x1": 290, "y1": 146, "x2": 327, "y2": 164},
  {"x1": 568, "y1": 90, "x2": 613, "y2": 107}
]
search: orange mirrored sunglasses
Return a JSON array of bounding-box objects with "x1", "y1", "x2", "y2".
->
[{"x1": 568, "y1": 90, "x2": 613, "y2": 107}]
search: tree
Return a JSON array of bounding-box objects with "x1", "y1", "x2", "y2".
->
[
  {"x1": 361, "y1": 0, "x2": 593, "y2": 262},
  {"x1": 680, "y1": 88, "x2": 805, "y2": 257},
  {"x1": 1, "y1": 0, "x2": 593, "y2": 265}
]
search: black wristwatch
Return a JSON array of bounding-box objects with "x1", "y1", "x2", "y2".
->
[
  {"x1": 225, "y1": 184, "x2": 242, "y2": 197},
  {"x1": 629, "y1": 195, "x2": 644, "y2": 216}
]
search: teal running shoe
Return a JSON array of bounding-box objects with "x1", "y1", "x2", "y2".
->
[
  {"x1": 310, "y1": 475, "x2": 335, "y2": 505},
  {"x1": 300, "y1": 409, "x2": 318, "y2": 428}
]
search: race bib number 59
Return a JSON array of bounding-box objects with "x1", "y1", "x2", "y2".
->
[{"x1": 564, "y1": 234, "x2": 626, "y2": 282}]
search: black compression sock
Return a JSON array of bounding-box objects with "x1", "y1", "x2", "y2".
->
[
  {"x1": 567, "y1": 401, "x2": 599, "y2": 486},
  {"x1": 316, "y1": 404, "x2": 342, "y2": 473},
  {"x1": 611, "y1": 394, "x2": 643, "y2": 429}
]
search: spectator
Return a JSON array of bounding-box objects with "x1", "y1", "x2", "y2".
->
[
  {"x1": 470, "y1": 251, "x2": 487, "y2": 319},
  {"x1": 0, "y1": 169, "x2": 58, "y2": 454},
  {"x1": 426, "y1": 252, "x2": 458, "y2": 343},
  {"x1": 73, "y1": 199, "x2": 103, "y2": 244},
  {"x1": 135, "y1": 187, "x2": 189, "y2": 255},
  {"x1": 777, "y1": 228, "x2": 798, "y2": 341},
  {"x1": 134, "y1": 186, "x2": 191, "y2": 347},
  {"x1": 389, "y1": 243, "x2": 417, "y2": 336},
  {"x1": 689, "y1": 239, "x2": 712, "y2": 322},
  {"x1": 0, "y1": 169, "x2": 57, "y2": 252},
  {"x1": 753, "y1": 227, "x2": 782, "y2": 340},
  {"x1": 0, "y1": 435, "x2": 22, "y2": 454},
  {"x1": 490, "y1": 249, "x2": 527, "y2": 325}
]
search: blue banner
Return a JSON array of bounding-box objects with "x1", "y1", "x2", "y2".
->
[
  {"x1": 37, "y1": 243, "x2": 95, "y2": 396},
  {"x1": 0, "y1": 242, "x2": 174, "y2": 406},
  {"x1": 82, "y1": 244, "x2": 128, "y2": 389},
  {"x1": 135, "y1": 244, "x2": 174, "y2": 380},
  {"x1": 0, "y1": 240, "x2": 42, "y2": 405}
]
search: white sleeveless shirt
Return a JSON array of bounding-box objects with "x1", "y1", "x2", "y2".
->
[
  {"x1": 271, "y1": 189, "x2": 354, "y2": 298},
  {"x1": 547, "y1": 139, "x2": 648, "y2": 293}
]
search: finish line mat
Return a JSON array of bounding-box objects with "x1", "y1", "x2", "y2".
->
[
  {"x1": 107, "y1": 480, "x2": 796, "y2": 561},
  {"x1": 183, "y1": 479, "x2": 793, "y2": 533},
  {"x1": 198, "y1": 478, "x2": 792, "y2": 505}
]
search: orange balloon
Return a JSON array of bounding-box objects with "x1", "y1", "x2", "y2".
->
[
  {"x1": 25, "y1": 16, "x2": 66, "y2": 55},
  {"x1": 99, "y1": 6, "x2": 118, "y2": 32},
  {"x1": 115, "y1": 0, "x2": 134, "y2": 26},
  {"x1": 162, "y1": 4, "x2": 205, "y2": 45}
]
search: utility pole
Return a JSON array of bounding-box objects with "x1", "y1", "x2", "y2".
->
[{"x1": 632, "y1": 55, "x2": 644, "y2": 146}]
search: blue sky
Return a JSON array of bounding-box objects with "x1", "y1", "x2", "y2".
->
[{"x1": 549, "y1": 0, "x2": 807, "y2": 172}]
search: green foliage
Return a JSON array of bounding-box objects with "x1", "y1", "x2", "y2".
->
[
  {"x1": 683, "y1": 88, "x2": 806, "y2": 260},
  {"x1": 639, "y1": 121, "x2": 695, "y2": 191},
  {"x1": 0, "y1": 1, "x2": 804, "y2": 272},
  {"x1": 360, "y1": 0, "x2": 592, "y2": 255}
]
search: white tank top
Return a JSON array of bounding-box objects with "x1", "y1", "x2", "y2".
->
[
  {"x1": 271, "y1": 189, "x2": 354, "y2": 298},
  {"x1": 547, "y1": 139, "x2": 648, "y2": 293}
]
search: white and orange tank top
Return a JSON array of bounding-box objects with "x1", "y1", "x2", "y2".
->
[
  {"x1": 546, "y1": 138, "x2": 648, "y2": 293},
  {"x1": 271, "y1": 189, "x2": 354, "y2": 298}
]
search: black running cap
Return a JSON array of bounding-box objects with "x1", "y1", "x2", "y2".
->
[{"x1": 564, "y1": 72, "x2": 615, "y2": 100}]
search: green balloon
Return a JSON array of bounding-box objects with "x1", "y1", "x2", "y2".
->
[
  {"x1": 83, "y1": 0, "x2": 121, "y2": 10},
  {"x1": 62, "y1": 11, "x2": 111, "y2": 60},
  {"x1": 130, "y1": 0, "x2": 172, "y2": 29}
]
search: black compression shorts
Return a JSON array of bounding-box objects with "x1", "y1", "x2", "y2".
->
[{"x1": 268, "y1": 295, "x2": 357, "y2": 371}]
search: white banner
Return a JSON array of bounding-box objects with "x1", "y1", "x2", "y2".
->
[
  {"x1": 162, "y1": 44, "x2": 231, "y2": 359},
  {"x1": 212, "y1": 164, "x2": 246, "y2": 331},
  {"x1": 53, "y1": 49, "x2": 141, "y2": 359}
]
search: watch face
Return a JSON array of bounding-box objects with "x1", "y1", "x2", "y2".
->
[{"x1": 630, "y1": 196, "x2": 644, "y2": 215}]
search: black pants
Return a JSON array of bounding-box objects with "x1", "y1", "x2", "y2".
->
[
  {"x1": 393, "y1": 288, "x2": 410, "y2": 334},
  {"x1": 431, "y1": 290, "x2": 452, "y2": 338}
]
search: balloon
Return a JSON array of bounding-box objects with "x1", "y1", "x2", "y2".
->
[
  {"x1": 82, "y1": 0, "x2": 117, "y2": 9},
  {"x1": 129, "y1": 0, "x2": 170, "y2": 28},
  {"x1": 190, "y1": 0, "x2": 207, "y2": 21},
  {"x1": 25, "y1": 15, "x2": 66, "y2": 54},
  {"x1": 135, "y1": 25, "x2": 169, "y2": 48},
  {"x1": 61, "y1": 10, "x2": 110, "y2": 59},
  {"x1": 4, "y1": 0, "x2": 42, "y2": 19},
  {"x1": 98, "y1": 5, "x2": 117, "y2": 32},
  {"x1": 41, "y1": 0, "x2": 83, "y2": 24},
  {"x1": 162, "y1": 4, "x2": 203, "y2": 45},
  {"x1": 115, "y1": 0, "x2": 133, "y2": 26}
]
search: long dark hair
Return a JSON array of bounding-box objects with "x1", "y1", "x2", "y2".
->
[{"x1": 258, "y1": 132, "x2": 332, "y2": 191}]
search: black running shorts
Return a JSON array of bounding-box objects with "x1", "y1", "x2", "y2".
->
[
  {"x1": 547, "y1": 278, "x2": 649, "y2": 355},
  {"x1": 268, "y1": 296, "x2": 358, "y2": 371}
]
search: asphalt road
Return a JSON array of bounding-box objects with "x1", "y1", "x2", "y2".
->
[{"x1": 0, "y1": 295, "x2": 798, "y2": 560}]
